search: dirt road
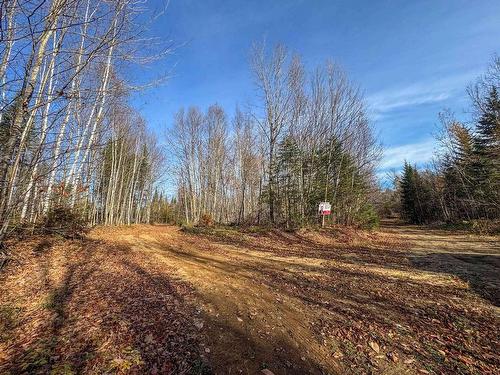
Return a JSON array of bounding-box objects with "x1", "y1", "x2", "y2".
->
[{"x1": 1, "y1": 223, "x2": 499, "y2": 374}]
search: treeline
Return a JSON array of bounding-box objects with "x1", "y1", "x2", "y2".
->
[
  {"x1": 170, "y1": 44, "x2": 380, "y2": 228},
  {"x1": 399, "y1": 57, "x2": 499, "y2": 224},
  {"x1": 0, "y1": 0, "x2": 381, "y2": 237},
  {"x1": 0, "y1": 0, "x2": 167, "y2": 239}
]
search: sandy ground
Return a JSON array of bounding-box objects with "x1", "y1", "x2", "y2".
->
[{"x1": 0, "y1": 222, "x2": 499, "y2": 374}]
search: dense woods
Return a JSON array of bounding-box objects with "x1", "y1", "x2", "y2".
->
[
  {"x1": 171, "y1": 44, "x2": 380, "y2": 228},
  {"x1": 398, "y1": 57, "x2": 499, "y2": 226},
  {"x1": 0, "y1": 0, "x2": 167, "y2": 239},
  {"x1": 0, "y1": 0, "x2": 379, "y2": 239}
]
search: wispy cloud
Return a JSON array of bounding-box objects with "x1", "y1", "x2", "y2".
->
[
  {"x1": 367, "y1": 71, "x2": 477, "y2": 117},
  {"x1": 370, "y1": 92, "x2": 450, "y2": 113},
  {"x1": 379, "y1": 138, "x2": 436, "y2": 170}
]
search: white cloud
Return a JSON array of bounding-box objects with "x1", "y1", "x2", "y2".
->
[
  {"x1": 380, "y1": 139, "x2": 436, "y2": 170},
  {"x1": 367, "y1": 71, "x2": 477, "y2": 116},
  {"x1": 370, "y1": 92, "x2": 450, "y2": 113}
]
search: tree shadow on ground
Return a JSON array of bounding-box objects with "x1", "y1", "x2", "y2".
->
[
  {"x1": 1, "y1": 238, "x2": 99, "y2": 374},
  {"x1": 3, "y1": 227, "x2": 500, "y2": 374},
  {"x1": 0, "y1": 239, "x2": 206, "y2": 374},
  {"x1": 1, "y1": 235, "x2": 333, "y2": 374},
  {"x1": 411, "y1": 252, "x2": 500, "y2": 306}
]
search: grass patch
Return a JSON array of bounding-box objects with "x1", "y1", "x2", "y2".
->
[
  {"x1": 190, "y1": 358, "x2": 213, "y2": 375},
  {"x1": 0, "y1": 305, "x2": 22, "y2": 342}
]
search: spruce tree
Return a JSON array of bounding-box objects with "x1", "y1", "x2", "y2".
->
[
  {"x1": 442, "y1": 123, "x2": 476, "y2": 219},
  {"x1": 472, "y1": 87, "x2": 500, "y2": 216},
  {"x1": 275, "y1": 137, "x2": 302, "y2": 227},
  {"x1": 400, "y1": 162, "x2": 418, "y2": 223}
]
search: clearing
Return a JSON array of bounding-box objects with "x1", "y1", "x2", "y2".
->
[{"x1": 0, "y1": 222, "x2": 499, "y2": 374}]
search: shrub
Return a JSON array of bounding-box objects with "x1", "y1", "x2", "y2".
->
[
  {"x1": 42, "y1": 205, "x2": 88, "y2": 239},
  {"x1": 198, "y1": 213, "x2": 214, "y2": 227},
  {"x1": 356, "y1": 204, "x2": 380, "y2": 230},
  {"x1": 470, "y1": 219, "x2": 500, "y2": 235}
]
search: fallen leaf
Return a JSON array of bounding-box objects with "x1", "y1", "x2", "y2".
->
[
  {"x1": 458, "y1": 355, "x2": 473, "y2": 365},
  {"x1": 144, "y1": 333, "x2": 154, "y2": 344},
  {"x1": 261, "y1": 370, "x2": 275, "y2": 375},
  {"x1": 369, "y1": 341, "x2": 380, "y2": 353},
  {"x1": 387, "y1": 352, "x2": 398, "y2": 363}
]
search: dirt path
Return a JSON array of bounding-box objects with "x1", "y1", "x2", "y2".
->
[
  {"x1": 108, "y1": 228, "x2": 340, "y2": 375},
  {"x1": 1, "y1": 223, "x2": 499, "y2": 374},
  {"x1": 95, "y1": 223, "x2": 499, "y2": 374},
  {"x1": 381, "y1": 222, "x2": 500, "y2": 306}
]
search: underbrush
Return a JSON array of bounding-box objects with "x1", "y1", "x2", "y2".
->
[
  {"x1": 180, "y1": 222, "x2": 381, "y2": 246},
  {"x1": 433, "y1": 219, "x2": 500, "y2": 235},
  {"x1": 3, "y1": 206, "x2": 88, "y2": 243},
  {"x1": 39, "y1": 205, "x2": 89, "y2": 239},
  {"x1": 180, "y1": 223, "x2": 234, "y2": 237}
]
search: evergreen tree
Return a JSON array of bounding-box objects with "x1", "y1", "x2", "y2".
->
[
  {"x1": 400, "y1": 162, "x2": 419, "y2": 223},
  {"x1": 398, "y1": 58, "x2": 499, "y2": 225},
  {"x1": 442, "y1": 123, "x2": 476, "y2": 220},
  {"x1": 472, "y1": 87, "x2": 500, "y2": 216},
  {"x1": 399, "y1": 163, "x2": 436, "y2": 224},
  {"x1": 275, "y1": 137, "x2": 302, "y2": 227}
]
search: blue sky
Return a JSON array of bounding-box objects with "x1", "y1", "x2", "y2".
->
[{"x1": 130, "y1": 0, "x2": 500, "y2": 183}]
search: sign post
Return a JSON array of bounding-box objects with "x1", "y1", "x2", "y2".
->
[{"x1": 318, "y1": 202, "x2": 331, "y2": 228}]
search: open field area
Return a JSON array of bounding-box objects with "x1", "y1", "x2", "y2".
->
[{"x1": 0, "y1": 222, "x2": 499, "y2": 375}]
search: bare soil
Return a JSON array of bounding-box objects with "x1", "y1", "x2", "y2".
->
[{"x1": 0, "y1": 221, "x2": 498, "y2": 374}]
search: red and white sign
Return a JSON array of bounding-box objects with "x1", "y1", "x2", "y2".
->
[{"x1": 318, "y1": 202, "x2": 331, "y2": 215}]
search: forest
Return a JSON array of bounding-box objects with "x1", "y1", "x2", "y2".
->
[
  {"x1": 0, "y1": 0, "x2": 382, "y2": 238},
  {"x1": 0, "y1": 0, "x2": 167, "y2": 239},
  {"x1": 0, "y1": 1, "x2": 499, "y2": 374},
  {"x1": 170, "y1": 45, "x2": 379, "y2": 229},
  {"x1": 397, "y1": 58, "x2": 499, "y2": 228}
]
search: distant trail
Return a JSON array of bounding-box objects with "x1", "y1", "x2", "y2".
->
[{"x1": 380, "y1": 220, "x2": 500, "y2": 255}]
